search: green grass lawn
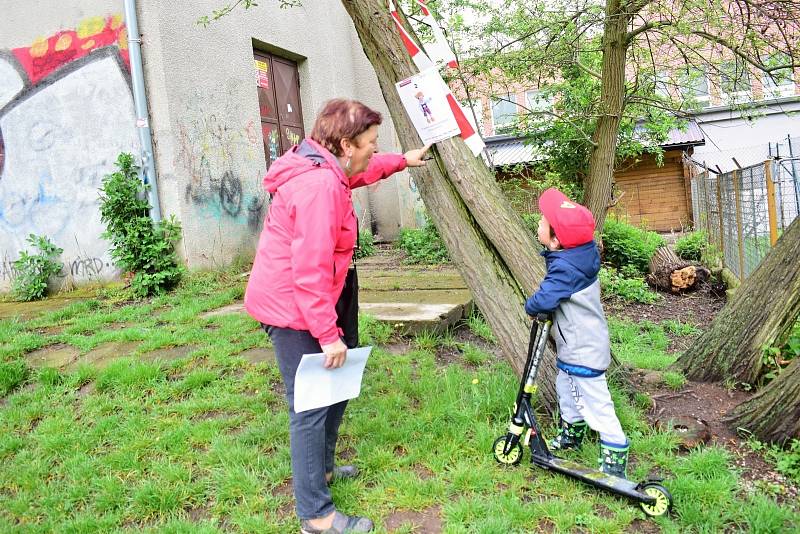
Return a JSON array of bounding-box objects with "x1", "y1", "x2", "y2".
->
[{"x1": 1, "y1": 272, "x2": 798, "y2": 533}]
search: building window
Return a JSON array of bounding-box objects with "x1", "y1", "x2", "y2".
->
[
  {"x1": 525, "y1": 89, "x2": 552, "y2": 113},
  {"x1": 719, "y1": 59, "x2": 751, "y2": 101},
  {"x1": 761, "y1": 53, "x2": 795, "y2": 98},
  {"x1": 254, "y1": 50, "x2": 305, "y2": 169},
  {"x1": 491, "y1": 93, "x2": 518, "y2": 133},
  {"x1": 679, "y1": 67, "x2": 710, "y2": 107}
]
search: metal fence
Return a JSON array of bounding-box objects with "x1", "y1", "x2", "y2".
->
[{"x1": 691, "y1": 158, "x2": 799, "y2": 280}]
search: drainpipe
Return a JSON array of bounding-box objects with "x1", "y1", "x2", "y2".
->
[{"x1": 124, "y1": 0, "x2": 162, "y2": 222}]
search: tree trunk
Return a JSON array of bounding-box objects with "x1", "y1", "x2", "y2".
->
[
  {"x1": 647, "y1": 246, "x2": 710, "y2": 293},
  {"x1": 583, "y1": 0, "x2": 629, "y2": 232},
  {"x1": 677, "y1": 216, "x2": 800, "y2": 386},
  {"x1": 727, "y1": 359, "x2": 800, "y2": 443},
  {"x1": 341, "y1": 0, "x2": 559, "y2": 411}
]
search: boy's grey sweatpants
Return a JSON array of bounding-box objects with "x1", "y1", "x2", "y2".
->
[
  {"x1": 266, "y1": 326, "x2": 348, "y2": 520},
  {"x1": 556, "y1": 370, "x2": 627, "y2": 446}
]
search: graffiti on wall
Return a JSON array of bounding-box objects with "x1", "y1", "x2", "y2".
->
[
  {"x1": 174, "y1": 85, "x2": 268, "y2": 232},
  {"x1": 0, "y1": 15, "x2": 135, "y2": 287}
]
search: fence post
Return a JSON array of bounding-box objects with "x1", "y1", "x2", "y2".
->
[
  {"x1": 703, "y1": 162, "x2": 712, "y2": 237},
  {"x1": 716, "y1": 171, "x2": 724, "y2": 264},
  {"x1": 732, "y1": 169, "x2": 745, "y2": 279},
  {"x1": 765, "y1": 160, "x2": 779, "y2": 246}
]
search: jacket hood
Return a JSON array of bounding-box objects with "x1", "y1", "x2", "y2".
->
[
  {"x1": 542, "y1": 241, "x2": 600, "y2": 279},
  {"x1": 262, "y1": 138, "x2": 345, "y2": 193}
]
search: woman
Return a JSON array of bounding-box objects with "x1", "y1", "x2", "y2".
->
[{"x1": 245, "y1": 99, "x2": 430, "y2": 533}]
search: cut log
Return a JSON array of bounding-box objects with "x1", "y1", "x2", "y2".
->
[{"x1": 647, "y1": 246, "x2": 710, "y2": 293}]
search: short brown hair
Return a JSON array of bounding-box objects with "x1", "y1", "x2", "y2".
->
[{"x1": 310, "y1": 99, "x2": 382, "y2": 157}]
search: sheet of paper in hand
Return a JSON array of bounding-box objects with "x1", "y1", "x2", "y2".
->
[
  {"x1": 396, "y1": 67, "x2": 460, "y2": 145},
  {"x1": 293, "y1": 346, "x2": 373, "y2": 413}
]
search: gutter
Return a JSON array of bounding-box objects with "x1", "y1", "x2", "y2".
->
[{"x1": 124, "y1": 0, "x2": 162, "y2": 222}]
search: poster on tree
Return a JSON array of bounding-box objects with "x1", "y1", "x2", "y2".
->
[{"x1": 395, "y1": 67, "x2": 460, "y2": 145}]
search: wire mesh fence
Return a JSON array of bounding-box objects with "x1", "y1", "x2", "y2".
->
[{"x1": 691, "y1": 157, "x2": 799, "y2": 280}]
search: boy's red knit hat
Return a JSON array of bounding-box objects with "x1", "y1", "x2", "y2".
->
[{"x1": 538, "y1": 188, "x2": 595, "y2": 248}]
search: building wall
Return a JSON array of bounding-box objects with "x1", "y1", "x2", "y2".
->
[
  {"x1": 0, "y1": 1, "x2": 422, "y2": 290},
  {"x1": 612, "y1": 149, "x2": 692, "y2": 232},
  {"x1": 0, "y1": 1, "x2": 135, "y2": 288}
]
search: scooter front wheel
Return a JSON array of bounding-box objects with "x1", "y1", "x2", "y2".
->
[
  {"x1": 639, "y1": 483, "x2": 672, "y2": 517},
  {"x1": 492, "y1": 435, "x2": 523, "y2": 465}
]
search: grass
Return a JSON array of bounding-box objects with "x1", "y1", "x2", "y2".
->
[{"x1": 0, "y1": 270, "x2": 798, "y2": 532}]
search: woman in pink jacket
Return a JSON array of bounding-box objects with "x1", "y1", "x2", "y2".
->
[{"x1": 245, "y1": 99, "x2": 430, "y2": 533}]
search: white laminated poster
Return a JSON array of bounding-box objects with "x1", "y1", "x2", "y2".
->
[
  {"x1": 294, "y1": 346, "x2": 373, "y2": 413},
  {"x1": 396, "y1": 67, "x2": 460, "y2": 145}
]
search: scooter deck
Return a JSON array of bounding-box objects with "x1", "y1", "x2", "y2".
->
[{"x1": 532, "y1": 455, "x2": 655, "y2": 504}]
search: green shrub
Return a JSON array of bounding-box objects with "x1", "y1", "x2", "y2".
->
[
  {"x1": 599, "y1": 266, "x2": 660, "y2": 303},
  {"x1": 521, "y1": 213, "x2": 541, "y2": 238},
  {"x1": 397, "y1": 219, "x2": 450, "y2": 264},
  {"x1": 99, "y1": 154, "x2": 184, "y2": 298},
  {"x1": 11, "y1": 234, "x2": 63, "y2": 301},
  {"x1": 601, "y1": 215, "x2": 666, "y2": 273},
  {"x1": 675, "y1": 230, "x2": 709, "y2": 262},
  {"x1": 354, "y1": 229, "x2": 376, "y2": 260}
]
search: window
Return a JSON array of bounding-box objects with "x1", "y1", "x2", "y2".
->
[
  {"x1": 525, "y1": 90, "x2": 552, "y2": 113},
  {"x1": 719, "y1": 60, "x2": 751, "y2": 99},
  {"x1": 254, "y1": 51, "x2": 305, "y2": 169},
  {"x1": 762, "y1": 53, "x2": 795, "y2": 98},
  {"x1": 679, "y1": 67, "x2": 710, "y2": 107},
  {"x1": 491, "y1": 93, "x2": 518, "y2": 133}
]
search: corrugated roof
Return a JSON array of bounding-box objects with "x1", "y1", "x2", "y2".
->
[
  {"x1": 483, "y1": 135, "x2": 539, "y2": 167},
  {"x1": 483, "y1": 122, "x2": 704, "y2": 167}
]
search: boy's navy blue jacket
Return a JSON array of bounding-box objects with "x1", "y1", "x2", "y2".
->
[{"x1": 525, "y1": 241, "x2": 611, "y2": 377}]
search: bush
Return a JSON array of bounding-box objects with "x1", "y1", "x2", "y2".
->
[
  {"x1": 599, "y1": 266, "x2": 661, "y2": 303},
  {"x1": 601, "y1": 215, "x2": 666, "y2": 274},
  {"x1": 397, "y1": 219, "x2": 450, "y2": 264},
  {"x1": 354, "y1": 229, "x2": 376, "y2": 260},
  {"x1": 675, "y1": 230, "x2": 709, "y2": 262},
  {"x1": 11, "y1": 234, "x2": 63, "y2": 301},
  {"x1": 99, "y1": 154, "x2": 184, "y2": 298}
]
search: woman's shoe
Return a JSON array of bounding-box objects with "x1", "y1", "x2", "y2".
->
[
  {"x1": 327, "y1": 465, "x2": 359, "y2": 484},
  {"x1": 300, "y1": 511, "x2": 373, "y2": 533}
]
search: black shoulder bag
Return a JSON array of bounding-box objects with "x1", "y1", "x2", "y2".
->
[{"x1": 335, "y1": 221, "x2": 360, "y2": 349}]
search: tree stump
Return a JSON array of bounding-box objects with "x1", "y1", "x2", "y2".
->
[{"x1": 647, "y1": 246, "x2": 710, "y2": 293}]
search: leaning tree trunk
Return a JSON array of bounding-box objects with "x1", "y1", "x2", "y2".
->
[
  {"x1": 582, "y1": 0, "x2": 630, "y2": 232},
  {"x1": 341, "y1": 0, "x2": 558, "y2": 411},
  {"x1": 677, "y1": 216, "x2": 800, "y2": 385},
  {"x1": 727, "y1": 359, "x2": 800, "y2": 443}
]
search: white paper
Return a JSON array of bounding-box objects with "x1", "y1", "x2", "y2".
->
[
  {"x1": 396, "y1": 67, "x2": 460, "y2": 145},
  {"x1": 293, "y1": 346, "x2": 373, "y2": 413}
]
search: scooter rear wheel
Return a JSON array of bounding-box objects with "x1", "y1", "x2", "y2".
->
[
  {"x1": 492, "y1": 436, "x2": 523, "y2": 465},
  {"x1": 639, "y1": 483, "x2": 672, "y2": 517}
]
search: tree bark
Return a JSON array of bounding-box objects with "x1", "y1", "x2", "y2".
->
[
  {"x1": 583, "y1": 0, "x2": 630, "y2": 232},
  {"x1": 677, "y1": 216, "x2": 800, "y2": 386},
  {"x1": 341, "y1": 0, "x2": 559, "y2": 411},
  {"x1": 727, "y1": 359, "x2": 800, "y2": 443}
]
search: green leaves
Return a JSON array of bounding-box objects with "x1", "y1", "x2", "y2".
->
[
  {"x1": 397, "y1": 218, "x2": 450, "y2": 264},
  {"x1": 99, "y1": 154, "x2": 184, "y2": 298},
  {"x1": 601, "y1": 215, "x2": 666, "y2": 274},
  {"x1": 11, "y1": 234, "x2": 64, "y2": 302}
]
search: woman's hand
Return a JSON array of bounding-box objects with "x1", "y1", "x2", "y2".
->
[
  {"x1": 321, "y1": 339, "x2": 348, "y2": 369},
  {"x1": 404, "y1": 144, "x2": 433, "y2": 167}
]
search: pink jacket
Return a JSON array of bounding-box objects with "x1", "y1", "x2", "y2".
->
[{"x1": 244, "y1": 138, "x2": 407, "y2": 345}]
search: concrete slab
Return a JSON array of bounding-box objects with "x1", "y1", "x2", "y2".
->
[
  {"x1": 66, "y1": 341, "x2": 141, "y2": 371},
  {"x1": 360, "y1": 301, "x2": 472, "y2": 335},
  {"x1": 25, "y1": 344, "x2": 80, "y2": 369},
  {"x1": 237, "y1": 347, "x2": 275, "y2": 364},
  {"x1": 200, "y1": 302, "x2": 247, "y2": 318}
]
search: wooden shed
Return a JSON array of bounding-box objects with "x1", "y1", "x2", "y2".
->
[{"x1": 611, "y1": 122, "x2": 705, "y2": 232}]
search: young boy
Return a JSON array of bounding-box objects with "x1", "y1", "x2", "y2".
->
[{"x1": 524, "y1": 188, "x2": 630, "y2": 478}]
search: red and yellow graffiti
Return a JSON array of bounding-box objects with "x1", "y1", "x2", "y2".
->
[{"x1": 12, "y1": 15, "x2": 129, "y2": 84}]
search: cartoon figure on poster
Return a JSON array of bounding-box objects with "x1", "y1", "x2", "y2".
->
[
  {"x1": 396, "y1": 67, "x2": 460, "y2": 145},
  {"x1": 415, "y1": 90, "x2": 435, "y2": 123}
]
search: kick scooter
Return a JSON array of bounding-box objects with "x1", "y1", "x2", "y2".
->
[{"x1": 492, "y1": 314, "x2": 673, "y2": 517}]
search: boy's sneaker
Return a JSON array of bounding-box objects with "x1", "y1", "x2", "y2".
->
[
  {"x1": 599, "y1": 442, "x2": 629, "y2": 479},
  {"x1": 550, "y1": 420, "x2": 588, "y2": 451},
  {"x1": 300, "y1": 511, "x2": 373, "y2": 534}
]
